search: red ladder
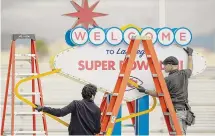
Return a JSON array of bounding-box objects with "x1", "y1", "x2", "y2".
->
[
  {"x1": 1, "y1": 34, "x2": 48, "y2": 136},
  {"x1": 99, "y1": 36, "x2": 182, "y2": 135}
]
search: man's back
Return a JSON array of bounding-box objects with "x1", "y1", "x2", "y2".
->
[
  {"x1": 34, "y1": 84, "x2": 101, "y2": 135},
  {"x1": 69, "y1": 99, "x2": 101, "y2": 135},
  {"x1": 165, "y1": 69, "x2": 192, "y2": 107}
]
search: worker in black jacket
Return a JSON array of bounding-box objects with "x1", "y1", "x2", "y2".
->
[
  {"x1": 130, "y1": 47, "x2": 195, "y2": 135},
  {"x1": 34, "y1": 84, "x2": 101, "y2": 135}
]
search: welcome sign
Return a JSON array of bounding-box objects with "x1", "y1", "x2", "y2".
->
[
  {"x1": 65, "y1": 26, "x2": 192, "y2": 47},
  {"x1": 51, "y1": 24, "x2": 206, "y2": 102},
  {"x1": 51, "y1": 0, "x2": 206, "y2": 101}
]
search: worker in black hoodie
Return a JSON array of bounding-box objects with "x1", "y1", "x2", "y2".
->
[{"x1": 34, "y1": 84, "x2": 101, "y2": 135}]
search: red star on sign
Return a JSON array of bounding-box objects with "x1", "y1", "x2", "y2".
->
[{"x1": 63, "y1": 0, "x2": 108, "y2": 29}]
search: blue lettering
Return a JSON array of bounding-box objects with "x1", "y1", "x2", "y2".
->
[{"x1": 116, "y1": 48, "x2": 126, "y2": 55}]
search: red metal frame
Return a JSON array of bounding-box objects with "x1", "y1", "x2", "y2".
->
[
  {"x1": 100, "y1": 39, "x2": 139, "y2": 134},
  {"x1": 142, "y1": 40, "x2": 182, "y2": 135},
  {"x1": 32, "y1": 40, "x2": 48, "y2": 135},
  {"x1": 11, "y1": 42, "x2": 15, "y2": 135},
  {"x1": 99, "y1": 37, "x2": 182, "y2": 135},
  {"x1": 1, "y1": 36, "x2": 48, "y2": 135},
  {"x1": 126, "y1": 101, "x2": 135, "y2": 126},
  {"x1": 31, "y1": 40, "x2": 37, "y2": 136},
  {"x1": 1, "y1": 42, "x2": 14, "y2": 135},
  {"x1": 100, "y1": 93, "x2": 108, "y2": 122}
]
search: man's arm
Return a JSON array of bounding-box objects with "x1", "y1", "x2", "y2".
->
[
  {"x1": 145, "y1": 90, "x2": 158, "y2": 97},
  {"x1": 188, "y1": 56, "x2": 193, "y2": 71},
  {"x1": 183, "y1": 47, "x2": 193, "y2": 77},
  {"x1": 35, "y1": 102, "x2": 75, "y2": 117},
  {"x1": 137, "y1": 78, "x2": 172, "y2": 97},
  {"x1": 137, "y1": 85, "x2": 158, "y2": 97}
]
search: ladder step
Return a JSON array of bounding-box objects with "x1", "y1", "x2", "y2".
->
[
  {"x1": 15, "y1": 58, "x2": 31, "y2": 61},
  {"x1": 9, "y1": 92, "x2": 41, "y2": 96},
  {"x1": 103, "y1": 93, "x2": 108, "y2": 97},
  {"x1": 15, "y1": 73, "x2": 38, "y2": 77},
  {"x1": 112, "y1": 93, "x2": 119, "y2": 96},
  {"x1": 163, "y1": 112, "x2": 170, "y2": 116},
  {"x1": 99, "y1": 132, "x2": 105, "y2": 135},
  {"x1": 106, "y1": 112, "x2": 112, "y2": 115},
  {"x1": 125, "y1": 54, "x2": 130, "y2": 58},
  {"x1": 169, "y1": 131, "x2": 177, "y2": 135},
  {"x1": 158, "y1": 93, "x2": 164, "y2": 97},
  {"x1": 14, "y1": 112, "x2": 42, "y2": 115},
  {"x1": 146, "y1": 55, "x2": 151, "y2": 58},
  {"x1": 131, "y1": 35, "x2": 151, "y2": 40},
  {"x1": 15, "y1": 130, "x2": 45, "y2": 134},
  {"x1": 20, "y1": 92, "x2": 41, "y2": 96},
  {"x1": 119, "y1": 74, "x2": 124, "y2": 77},
  {"x1": 4, "y1": 131, "x2": 46, "y2": 135},
  {"x1": 152, "y1": 74, "x2": 158, "y2": 77},
  {"x1": 15, "y1": 54, "x2": 36, "y2": 57}
]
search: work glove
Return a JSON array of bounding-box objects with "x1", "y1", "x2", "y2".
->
[
  {"x1": 137, "y1": 85, "x2": 146, "y2": 93},
  {"x1": 183, "y1": 47, "x2": 193, "y2": 56},
  {"x1": 34, "y1": 104, "x2": 44, "y2": 112}
]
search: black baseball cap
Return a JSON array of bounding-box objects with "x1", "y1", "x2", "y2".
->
[{"x1": 162, "y1": 56, "x2": 179, "y2": 65}]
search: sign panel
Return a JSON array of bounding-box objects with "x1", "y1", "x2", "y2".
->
[{"x1": 51, "y1": 42, "x2": 206, "y2": 102}]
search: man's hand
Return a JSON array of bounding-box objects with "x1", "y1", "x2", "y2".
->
[
  {"x1": 183, "y1": 47, "x2": 193, "y2": 56},
  {"x1": 137, "y1": 85, "x2": 146, "y2": 93},
  {"x1": 34, "y1": 104, "x2": 44, "y2": 112}
]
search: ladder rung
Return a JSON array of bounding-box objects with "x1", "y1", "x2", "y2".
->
[
  {"x1": 15, "y1": 54, "x2": 36, "y2": 57},
  {"x1": 15, "y1": 131, "x2": 45, "y2": 134},
  {"x1": 125, "y1": 54, "x2": 130, "y2": 58},
  {"x1": 130, "y1": 36, "x2": 136, "y2": 40},
  {"x1": 103, "y1": 93, "x2": 108, "y2": 97},
  {"x1": 14, "y1": 112, "x2": 42, "y2": 115},
  {"x1": 112, "y1": 93, "x2": 119, "y2": 96},
  {"x1": 119, "y1": 74, "x2": 124, "y2": 77},
  {"x1": 123, "y1": 124, "x2": 135, "y2": 127},
  {"x1": 146, "y1": 55, "x2": 151, "y2": 58},
  {"x1": 20, "y1": 92, "x2": 41, "y2": 96},
  {"x1": 169, "y1": 132, "x2": 177, "y2": 135},
  {"x1": 163, "y1": 112, "x2": 170, "y2": 116},
  {"x1": 106, "y1": 112, "x2": 112, "y2": 115},
  {"x1": 15, "y1": 58, "x2": 31, "y2": 61},
  {"x1": 131, "y1": 35, "x2": 151, "y2": 40},
  {"x1": 15, "y1": 73, "x2": 38, "y2": 77},
  {"x1": 9, "y1": 92, "x2": 41, "y2": 96},
  {"x1": 158, "y1": 93, "x2": 164, "y2": 97},
  {"x1": 152, "y1": 74, "x2": 158, "y2": 77}
]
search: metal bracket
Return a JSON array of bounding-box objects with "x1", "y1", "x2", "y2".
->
[{"x1": 12, "y1": 34, "x2": 36, "y2": 41}]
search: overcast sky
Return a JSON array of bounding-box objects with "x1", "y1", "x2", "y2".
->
[{"x1": 1, "y1": 0, "x2": 215, "y2": 49}]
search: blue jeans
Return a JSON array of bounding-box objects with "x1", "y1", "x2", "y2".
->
[{"x1": 170, "y1": 110, "x2": 188, "y2": 135}]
